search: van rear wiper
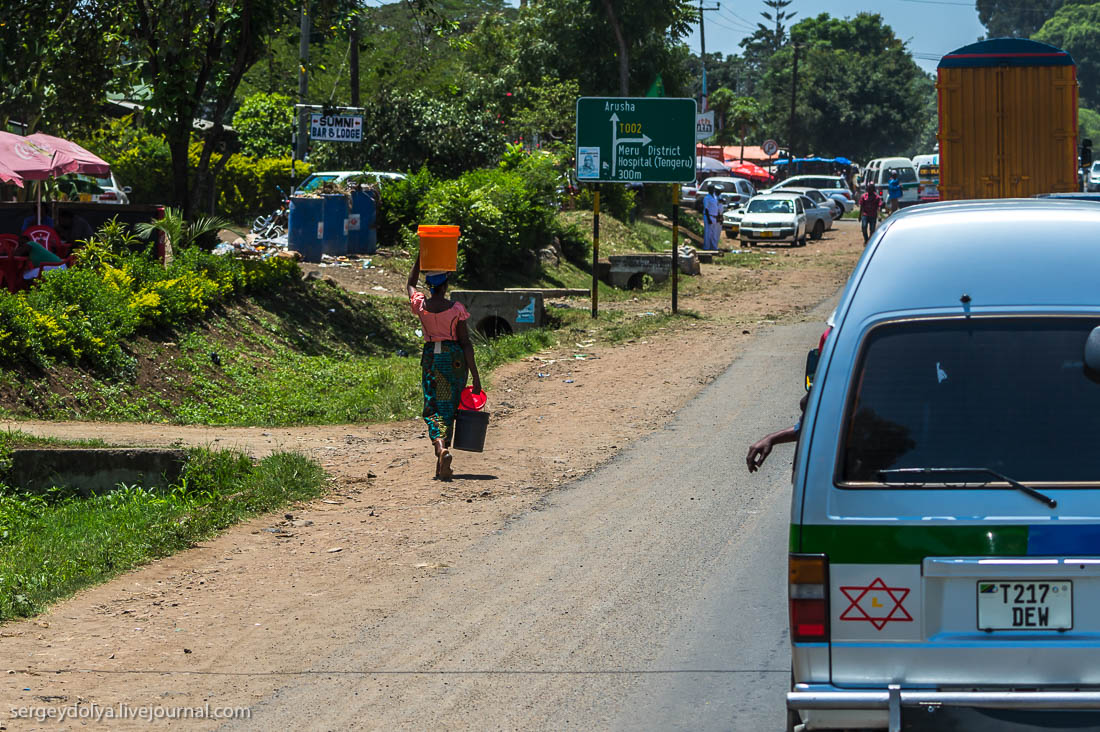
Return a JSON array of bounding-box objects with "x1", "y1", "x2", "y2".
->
[{"x1": 876, "y1": 467, "x2": 1057, "y2": 509}]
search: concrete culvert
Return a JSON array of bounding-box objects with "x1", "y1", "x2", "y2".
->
[
  {"x1": 626, "y1": 272, "x2": 646, "y2": 290},
  {"x1": 477, "y1": 316, "x2": 513, "y2": 338}
]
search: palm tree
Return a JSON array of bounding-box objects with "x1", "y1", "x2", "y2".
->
[
  {"x1": 730, "y1": 97, "x2": 763, "y2": 162},
  {"x1": 135, "y1": 208, "x2": 239, "y2": 251}
]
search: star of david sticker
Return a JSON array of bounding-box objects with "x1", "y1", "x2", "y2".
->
[{"x1": 839, "y1": 577, "x2": 913, "y2": 630}]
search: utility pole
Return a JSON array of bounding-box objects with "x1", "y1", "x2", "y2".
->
[
  {"x1": 698, "y1": 1, "x2": 721, "y2": 110},
  {"x1": 295, "y1": 3, "x2": 310, "y2": 167},
  {"x1": 349, "y1": 16, "x2": 360, "y2": 108},
  {"x1": 787, "y1": 42, "x2": 799, "y2": 161}
]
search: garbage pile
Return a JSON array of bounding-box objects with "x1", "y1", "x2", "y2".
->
[{"x1": 213, "y1": 232, "x2": 290, "y2": 259}]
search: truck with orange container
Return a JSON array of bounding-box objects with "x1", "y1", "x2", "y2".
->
[{"x1": 937, "y1": 38, "x2": 1078, "y2": 200}]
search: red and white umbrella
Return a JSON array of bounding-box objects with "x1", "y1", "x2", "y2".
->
[
  {"x1": 26, "y1": 132, "x2": 110, "y2": 177},
  {"x1": 0, "y1": 131, "x2": 72, "y2": 180},
  {"x1": 0, "y1": 158, "x2": 23, "y2": 187},
  {"x1": 0, "y1": 131, "x2": 113, "y2": 224},
  {"x1": 729, "y1": 161, "x2": 772, "y2": 182}
]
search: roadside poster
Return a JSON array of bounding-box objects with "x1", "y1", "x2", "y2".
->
[
  {"x1": 309, "y1": 114, "x2": 363, "y2": 142},
  {"x1": 696, "y1": 111, "x2": 715, "y2": 141}
]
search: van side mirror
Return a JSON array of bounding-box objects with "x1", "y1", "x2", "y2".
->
[
  {"x1": 1085, "y1": 327, "x2": 1100, "y2": 372},
  {"x1": 805, "y1": 348, "x2": 820, "y2": 391}
]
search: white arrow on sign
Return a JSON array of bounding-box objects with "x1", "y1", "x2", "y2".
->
[{"x1": 609, "y1": 112, "x2": 652, "y2": 178}]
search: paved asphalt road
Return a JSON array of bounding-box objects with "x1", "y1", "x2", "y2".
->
[{"x1": 222, "y1": 298, "x2": 836, "y2": 732}]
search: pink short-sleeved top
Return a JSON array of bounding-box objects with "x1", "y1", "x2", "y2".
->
[{"x1": 410, "y1": 292, "x2": 470, "y2": 342}]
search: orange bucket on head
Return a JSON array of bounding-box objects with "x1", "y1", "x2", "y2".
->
[{"x1": 418, "y1": 225, "x2": 460, "y2": 272}]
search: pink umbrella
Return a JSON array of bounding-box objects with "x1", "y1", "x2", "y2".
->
[
  {"x1": 0, "y1": 158, "x2": 23, "y2": 187},
  {"x1": 26, "y1": 132, "x2": 110, "y2": 177},
  {"x1": 0, "y1": 131, "x2": 72, "y2": 180}
]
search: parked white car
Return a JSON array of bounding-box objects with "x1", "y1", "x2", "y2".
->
[
  {"x1": 294, "y1": 170, "x2": 407, "y2": 193},
  {"x1": 56, "y1": 172, "x2": 131, "y2": 204},
  {"x1": 1086, "y1": 161, "x2": 1100, "y2": 192},
  {"x1": 767, "y1": 174, "x2": 853, "y2": 213},
  {"x1": 739, "y1": 194, "x2": 807, "y2": 246},
  {"x1": 697, "y1": 176, "x2": 757, "y2": 209},
  {"x1": 722, "y1": 205, "x2": 744, "y2": 238},
  {"x1": 792, "y1": 194, "x2": 834, "y2": 240},
  {"x1": 680, "y1": 184, "x2": 699, "y2": 207}
]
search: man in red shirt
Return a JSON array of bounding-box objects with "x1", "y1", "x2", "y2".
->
[{"x1": 858, "y1": 182, "x2": 883, "y2": 243}]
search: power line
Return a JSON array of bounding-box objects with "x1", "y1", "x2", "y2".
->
[
  {"x1": 717, "y1": 8, "x2": 756, "y2": 32},
  {"x1": 708, "y1": 15, "x2": 753, "y2": 35}
]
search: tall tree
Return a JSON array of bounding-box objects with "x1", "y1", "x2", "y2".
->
[
  {"x1": 729, "y1": 95, "x2": 763, "y2": 158},
  {"x1": 591, "y1": 0, "x2": 697, "y2": 96},
  {"x1": 977, "y1": 0, "x2": 1066, "y2": 39},
  {"x1": 758, "y1": 13, "x2": 930, "y2": 161},
  {"x1": 128, "y1": 0, "x2": 282, "y2": 217},
  {"x1": 506, "y1": 0, "x2": 695, "y2": 98},
  {"x1": 0, "y1": 1, "x2": 127, "y2": 133},
  {"x1": 1034, "y1": 3, "x2": 1100, "y2": 107},
  {"x1": 758, "y1": 0, "x2": 795, "y2": 49}
]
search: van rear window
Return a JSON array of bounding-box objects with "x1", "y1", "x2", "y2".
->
[{"x1": 841, "y1": 318, "x2": 1100, "y2": 484}]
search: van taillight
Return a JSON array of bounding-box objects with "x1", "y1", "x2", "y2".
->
[{"x1": 789, "y1": 554, "x2": 829, "y2": 642}]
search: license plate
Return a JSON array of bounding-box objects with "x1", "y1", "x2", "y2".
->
[
  {"x1": 758, "y1": 230, "x2": 774, "y2": 238},
  {"x1": 977, "y1": 580, "x2": 1072, "y2": 631}
]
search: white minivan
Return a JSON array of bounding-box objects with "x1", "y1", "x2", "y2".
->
[
  {"x1": 861, "y1": 157, "x2": 919, "y2": 206},
  {"x1": 788, "y1": 198, "x2": 1100, "y2": 731}
]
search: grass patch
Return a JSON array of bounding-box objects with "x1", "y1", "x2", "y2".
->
[
  {"x1": 1, "y1": 280, "x2": 561, "y2": 426},
  {"x1": 553, "y1": 307, "x2": 703, "y2": 344},
  {"x1": 0, "y1": 444, "x2": 326, "y2": 621},
  {"x1": 710, "y1": 249, "x2": 778, "y2": 268},
  {"x1": 556, "y1": 211, "x2": 675, "y2": 256}
]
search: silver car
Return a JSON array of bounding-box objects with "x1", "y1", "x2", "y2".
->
[
  {"x1": 773, "y1": 186, "x2": 843, "y2": 222},
  {"x1": 789, "y1": 199, "x2": 1100, "y2": 731}
]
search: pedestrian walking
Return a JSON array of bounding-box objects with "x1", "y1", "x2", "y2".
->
[
  {"x1": 858, "y1": 183, "x2": 883, "y2": 244},
  {"x1": 702, "y1": 184, "x2": 723, "y2": 251},
  {"x1": 407, "y1": 255, "x2": 482, "y2": 480},
  {"x1": 886, "y1": 170, "x2": 903, "y2": 214}
]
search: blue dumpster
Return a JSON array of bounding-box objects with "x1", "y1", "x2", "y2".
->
[
  {"x1": 321, "y1": 194, "x2": 348, "y2": 256},
  {"x1": 347, "y1": 189, "x2": 378, "y2": 255},
  {"x1": 287, "y1": 196, "x2": 323, "y2": 262}
]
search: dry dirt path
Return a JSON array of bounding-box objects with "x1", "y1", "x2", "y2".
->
[{"x1": 0, "y1": 223, "x2": 864, "y2": 730}]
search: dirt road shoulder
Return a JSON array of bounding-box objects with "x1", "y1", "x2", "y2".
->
[{"x1": 0, "y1": 224, "x2": 865, "y2": 728}]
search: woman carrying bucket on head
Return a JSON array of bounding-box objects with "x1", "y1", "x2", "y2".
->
[{"x1": 406, "y1": 226, "x2": 481, "y2": 480}]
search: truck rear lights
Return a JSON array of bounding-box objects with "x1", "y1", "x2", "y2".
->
[{"x1": 790, "y1": 553, "x2": 829, "y2": 642}]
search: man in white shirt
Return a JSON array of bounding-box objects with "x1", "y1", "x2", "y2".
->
[{"x1": 702, "y1": 185, "x2": 722, "y2": 251}]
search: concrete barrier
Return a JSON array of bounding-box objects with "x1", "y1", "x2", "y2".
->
[
  {"x1": 9, "y1": 448, "x2": 188, "y2": 496},
  {"x1": 607, "y1": 254, "x2": 673, "y2": 289},
  {"x1": 450, "y1": 290, "x2": 545, "y2": 337}
]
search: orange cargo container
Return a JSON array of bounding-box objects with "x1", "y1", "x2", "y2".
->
[{"x1": 938, "y1": 38, "x2": 1078, "y2": 200}]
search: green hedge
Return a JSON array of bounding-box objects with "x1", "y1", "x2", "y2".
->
[
  {"x1": 77, "y1": 118, "x2": 309, "y2": 220},
  {"x1": 380, "y1": 149, "x2": 569, "y2": 287},
  {"x1": 0, "y1": 223, "x2": 300, "y2": 371},
  {"x1": 191, "y1": 145, "x2": 310, "y2": 222}
]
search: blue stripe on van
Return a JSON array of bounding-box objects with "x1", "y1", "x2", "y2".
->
[{"x1": 1027, "y1": 524, "x2": 1100, "y2": 556}]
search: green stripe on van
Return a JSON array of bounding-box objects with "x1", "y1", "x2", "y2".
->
[{"x1": 795, "y1": 524, "x2": 1029, "y2": 564}]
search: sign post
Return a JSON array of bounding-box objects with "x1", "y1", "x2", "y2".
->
[
  {"x1": 292, "y1": 104, "x2": 365, "y2": 179},
  {"x1": 575, "y1": 97, "x2": 696, "y2": 316}
]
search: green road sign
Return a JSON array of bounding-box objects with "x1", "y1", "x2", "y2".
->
[{"x1": 575, "y1": 97, "x2": 697, "y2": 184}]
